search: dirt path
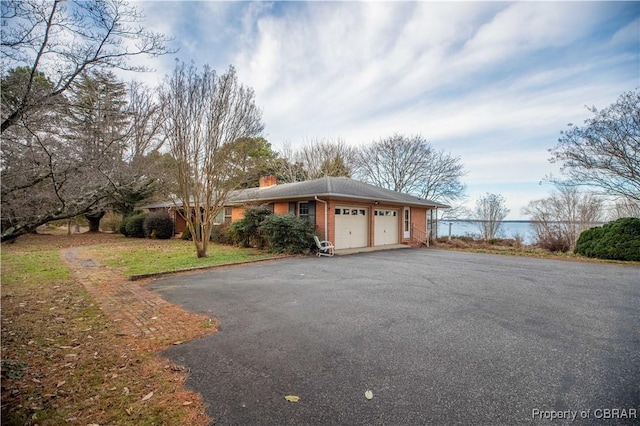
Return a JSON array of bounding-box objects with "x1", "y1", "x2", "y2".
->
[{"x1": 60, "y1": 245, "x2": 216, "y2": 349}]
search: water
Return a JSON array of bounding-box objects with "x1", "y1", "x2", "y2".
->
[{"x1": 436, "y1": 220, "x2": 536, "y2": 244}]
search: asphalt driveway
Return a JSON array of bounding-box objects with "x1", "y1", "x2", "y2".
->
[{"x1": 150, "y1": 249, "x2": 639, "y2": 425}]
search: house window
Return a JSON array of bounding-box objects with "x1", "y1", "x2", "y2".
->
[
  {"x1": 343, "y1": 209, "x2": 350, "y2": 215},
  {"x1": 335, "y1": 208, "x2": 341, "y2": 215},
  {"x1": 224, "y1": 207, "x2": 232, "y2": 224},
  {"x1": 214, "y1": 209, "x2": 224, "y2": 224},
  {"x1": 298, "y1": 202, "x2": 309, "y2": 219}
]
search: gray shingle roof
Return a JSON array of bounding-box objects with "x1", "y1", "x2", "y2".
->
[
  {"x1": 143, "y1": 177, "x2": 449, "y2": 210},
  {"x1": 229, "y1": 177, "x2": 449, "y2": 209}
]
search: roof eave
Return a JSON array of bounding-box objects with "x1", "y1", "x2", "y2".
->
[{"x1": 230, "y1": 192, "x2": 448, "y2": 209}]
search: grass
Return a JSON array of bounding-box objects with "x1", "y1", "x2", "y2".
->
[
  {"x1": 1, "y1": 233, "x2": 269, "y2": 425},
  {"x1": 87, "y1": 237, "x2": 278, "y2": 276}
]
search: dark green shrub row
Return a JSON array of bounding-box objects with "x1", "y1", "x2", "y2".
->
[
  {"x1": 119, "y1": 212, "x2": 175, "y2": 239},
  {"x1": 575, "y1": 217, "x2": 640, "y2": 261},
  {"x1": 222, "y1": 207, "x2": 315, "y2": 254}
]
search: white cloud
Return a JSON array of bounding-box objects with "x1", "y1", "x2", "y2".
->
[{"x1": 118, "y1": 1, "x2": 636, "y2": 218}]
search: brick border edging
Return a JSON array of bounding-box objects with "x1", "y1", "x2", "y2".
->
[{"x1": 127, "y1": 255, "x2": 298, "y2": 281}]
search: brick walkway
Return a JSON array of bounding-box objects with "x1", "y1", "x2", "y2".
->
[{"x1": 61, "y1": 247, "x2": 214, "y2": 346}]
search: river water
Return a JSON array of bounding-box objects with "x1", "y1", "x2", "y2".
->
[{"x1": 435, "y1": 220, "x2": 537, "y2": 244}]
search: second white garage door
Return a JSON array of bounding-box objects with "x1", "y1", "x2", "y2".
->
[
  {"x1": 334, "y1": 207, "x2": 368, "y2": 249},
  {"x1": 374, "y1": 209, "x2": 399, "y2": 246}
]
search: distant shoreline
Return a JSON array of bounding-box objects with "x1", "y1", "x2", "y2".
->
[{"x1": 443, "y1": 219, "x2": 605, "y2": 225}]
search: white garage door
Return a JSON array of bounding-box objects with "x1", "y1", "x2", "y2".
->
[
  {"x1": 374, "y1": 209, "x2": 399, "y2": 246},
  {"x1": 334, "y1": 207, "x2": 368, "y2": 249}
]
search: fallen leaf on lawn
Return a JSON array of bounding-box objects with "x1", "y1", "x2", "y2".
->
[
  {"x1": 141, "y1": 391, "x2": 153, "y2": 401},
  {"x1": 125, "y1": 407, "x2": 133, "y2": 416},
  {"x1": 182, "y1": 401, "x2": 193, "y2": 406},
  {"x1": 56, "y1": 381, "x2": 66, "y2": 388},
  {"x1": 365, "y1": 390, "x2": 373, "y2": 400},
  {"x1": 284, "y1": 395, "x2": 300, "y2": 403},
  {"x1": 122, "y1": 387, "x2": 129, "y2": 395}
]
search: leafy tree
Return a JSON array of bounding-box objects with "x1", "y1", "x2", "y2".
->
[
  {"x1": 473, "y1": 193, "x2": 509, "y2": 240},
  {"x1": 549, "y1": 90, "x2": 640, "y2": 202},
  {"x1": 223, "y1": 137, "x2": 280, "y2": 189},
  {"x1": 1, "y1": 0, "x2": 170, "y2": 133},
  {"x1": 159, "y1": 63, "x2": 264, "y2": 258}
]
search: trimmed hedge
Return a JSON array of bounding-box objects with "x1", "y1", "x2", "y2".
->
[
  {"x1": 575, "y1": 217, "x2": 640, "y2": 261},
  {"x1": 143, "y1": 212, "x2": 174, "y2": 239}
]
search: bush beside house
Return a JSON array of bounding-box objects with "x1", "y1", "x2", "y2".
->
[
  {"x1": 118, "y1": 213, "x2": 147, "y2": 238},
  {"x1": 259, "y1": 214, "x2": 316, "y2": 254},
  {"x1": 229, "y1": 206, "x2": 272, "y2": 248},
  {"x1": 575, "y1": 217, "x2": 640, "y2": 261},
  {"x1": 143, "y1": 212, "x2": 174, "y2": 239},
  {"x1": 224, "y1": 207, "x2": 315, "y2": 254}
]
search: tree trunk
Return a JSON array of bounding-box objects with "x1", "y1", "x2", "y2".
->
[
  {"x1": 195, "y1": 240, "x2": 208, "y2": 258},
  {"x1": 85, "y1": 211, "x2": 105, "y2": 233}
]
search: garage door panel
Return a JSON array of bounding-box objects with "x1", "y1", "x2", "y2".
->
[
  {"x1": 374, "y1": 209, "x2": 399, "y2": 246},
  {"x1": 335, "y1": 206, "x2": 368, "y2": 249}
]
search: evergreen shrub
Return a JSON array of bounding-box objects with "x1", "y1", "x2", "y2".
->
[
  {"x1": 143, "y1": 212, "x2": 174, "y2": 239},
  {"x1": 575, "y1": 217, "x2": 640, "y2": 261},
  {"x1": 124, "y1": 213, "x2": 147, "y2": 238},
  {"x1": 259, "y1": 214, "x2": 315, "y2": 254}
]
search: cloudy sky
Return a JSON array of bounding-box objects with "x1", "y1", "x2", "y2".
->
[{"x1": 128, "y1": 1, "x2": 638, "y2": 219}]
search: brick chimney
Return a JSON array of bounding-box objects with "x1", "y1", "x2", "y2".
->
[{"x1": 259, "y1": 174, "x2": 277, "y2": 188}]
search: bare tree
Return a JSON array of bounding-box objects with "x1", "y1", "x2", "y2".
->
[
  {"x1": 473, "y1": 193, "x2": 510, "y2": 240},
  {"x1": 159, "y1": 63, "x2": 263, "y2": 258},
  {"x1": 65, "y1": 70, "x2": 130, "y2": 231},
  {"x1": 295, "y1": 138, "x2": 355, "y2": 179},
  {"x1": 353, "y1": 134, "x2": 466, "y2": 204},
  {"x1": 109, "y1": 80, "x2": 167, "y2": 216},
  {"x1": 275, "y1": 138, "x2": 355, "y2": 182},
  {"x1": 272, "y1": 142, "x2": 310, "y2": 183},
  {"x1": 609, "y1": 198, "x2": 640, "y2": 220},
  {"x1": 0, "y1": 67, "x2": 117, "y2": 240},
  {"x1": 1, "y1": 0, "x2": 170, "y2": 133},
  {"x1": 1, "y1": 71, "x2": 166, "y2": 241},
  {"x1": 549, "y1": 90, "x2": 640, "y2": 202},
  {"x1": 522, "y1": 185, "x2": 604, "y2": 252}
]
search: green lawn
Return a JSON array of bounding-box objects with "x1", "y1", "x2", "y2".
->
[{"x1": 88, "y1": 238, "x2": 277, "y2": 276}]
